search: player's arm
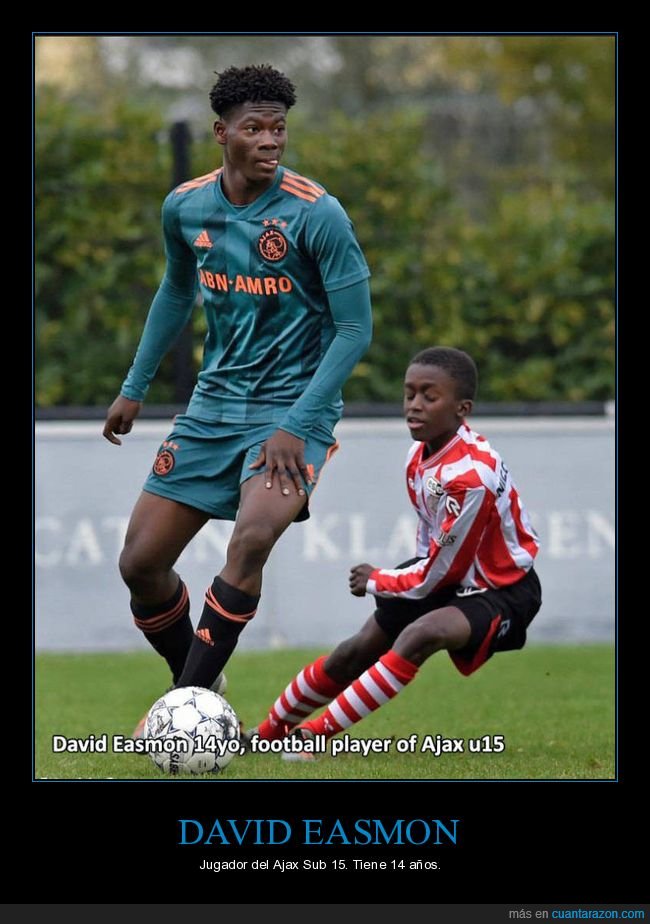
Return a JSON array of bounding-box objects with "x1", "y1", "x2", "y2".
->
[
  {"x1": 349, "y1": 510, "x2": 431, "y2": 595},
  {"x1": 350, "y1": 481, "x2": 496, "y2": 599},
  {"x1": 250, "y1": 196, "x2": 372, "y2": 493},
  {"x1": 103, "y1": 193, "x2": 197, "y2": 445}
]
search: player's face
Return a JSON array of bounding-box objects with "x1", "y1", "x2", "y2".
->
[
  {"x1": 216, "y1": 101, "x2": 288, "y2": 185},
  {"x1": 404, "y1": 364, "x2": 471, "y2": 453}
]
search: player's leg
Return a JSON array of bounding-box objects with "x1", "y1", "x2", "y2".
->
[
  {"x1": 307, "y1": 571, "x2": 543, "y2": 738},
  {"x1": 300, "y1": 606, "x2": 471, "y2": 740},
  {"x1": 392, "y1": 606, "x2": 472, "y2": 664},
  {"x1": 289, "y1": 572, "x2": 541, "y2": 746},
  {"x1": 250, "y1": 566, "x2": 457, "y2": 744},
  {"x1": 220, "y1": 471, "x2": 308, "y2": 594},
  {"x1": 126, "y1": 415, "x2": 255, "y2": 697},
  {"x1": 251, "y1": 615, "x2": 394, "y2": 741},
  {"x1": 176, "y1": 474, "x2": 307, "y2": 689},
  {"x1": 119, "y1": 491, "x2": 210, "y2": 683},
  {"x1": 177, "y1": 426, "x2": 339, "y2": 690}
]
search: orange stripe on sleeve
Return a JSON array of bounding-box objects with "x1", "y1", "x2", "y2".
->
[
  {"x1": 280, "y1": 183, "x2": 319, "y2": 203},
  {"x1": 281, "y1": 176, "x2": 324, "y2": 197},
  {"x1": 175, "y1": 168, "x2": 222, "y2": 194},
  {"x1": 282, "y1": 170, "x2": 324, "y2": 195}
]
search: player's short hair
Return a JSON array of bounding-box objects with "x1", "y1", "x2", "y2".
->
[
  {"x1": 209, "y1": 65, "x2": 297, "y2": 117},
  {"x1": 409, "y1": 347, "x2": 478, "y2": 400}
]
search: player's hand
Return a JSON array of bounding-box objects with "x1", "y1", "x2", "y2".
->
[
  {"x1": 102, "y1": 395, "x2": 142, "y2": 445},
  {"x1": 249, "y1": 429, "x2": 311, "y2": 497},
  {"x1": 349, "y1": 563, "x2": 375, "y2": 597}
]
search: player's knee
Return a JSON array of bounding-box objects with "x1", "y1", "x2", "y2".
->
[
  {"x1": 395, "y1": 617, "x2": 452, "y2": 662},
  {"x1": 118, "y1": 545, "x2": 161, "y2": 591},
  {"x1": 227, "y1": 522, "x2": 277, "y2": 570}
]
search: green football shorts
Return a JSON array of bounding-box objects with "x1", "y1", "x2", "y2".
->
[{"x1": 142, "y1": 414, "x2": 339, "y2": 521}]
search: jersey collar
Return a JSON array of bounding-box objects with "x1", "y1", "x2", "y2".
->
[
  {"x1": 417, "y1": 422, "x2": 468, "y2": 470},
  {"x1": 214, "y1": 166, "x2": 284, "y2": 214}
]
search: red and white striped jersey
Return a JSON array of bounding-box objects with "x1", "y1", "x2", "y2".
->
[{"x1": 367, "y1": 422, "x2": 539, "y2": 599}]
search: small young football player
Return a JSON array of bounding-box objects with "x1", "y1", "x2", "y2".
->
[{"x1": 244, "y1": 347, "x2": 542, "y2": 753}]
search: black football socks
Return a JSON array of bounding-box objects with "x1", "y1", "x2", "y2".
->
[
  {"x1": 175, "y1": 575, "x2": 259, "y2": 689},
  {"x1": 131, "y1": 579, "x2": 193, "y2": 684}
]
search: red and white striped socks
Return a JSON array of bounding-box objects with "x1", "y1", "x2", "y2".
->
[
  {"x1": 257, "y1": 655, "x2": 346, "y2": 740},
  {"x1": 302, "y1": 650, "x2": 418, "y2": 738}
]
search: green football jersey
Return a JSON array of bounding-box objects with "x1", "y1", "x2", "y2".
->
[{"x1": 122, "y1": 166, "x2": 371, "y2": 434}]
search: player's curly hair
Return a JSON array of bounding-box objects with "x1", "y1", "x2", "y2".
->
[
  {"x1": 409, "y1": 347, "x2": 478, "y2": 400},
  {"x1": 209, "y1": 64, "x2": 297, "y2": 117}
]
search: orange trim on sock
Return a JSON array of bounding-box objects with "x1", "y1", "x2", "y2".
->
[
  {"x1": 204, "y1": 587, "x2": 256, "y2": 624},
  {"x1": 133, "y1": 585, "x2": 189, "y2": 634}
]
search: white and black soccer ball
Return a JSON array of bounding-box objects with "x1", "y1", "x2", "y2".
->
[{"x1": 144, "y1": 686, "x2": 240, "y2": 775}]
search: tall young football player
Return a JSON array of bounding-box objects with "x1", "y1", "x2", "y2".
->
[
  {"x1": 102, "y1": 65, "x2": 372, "y2": 732},
  {"x1": 244, "y1": 347, "x2": 541, "y2": 752}
]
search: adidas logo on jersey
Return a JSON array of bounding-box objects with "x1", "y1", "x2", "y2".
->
[{"x1": 194, "y1": 230, "x2": 213, "y2": 248}]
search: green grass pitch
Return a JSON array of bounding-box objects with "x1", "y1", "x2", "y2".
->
[{"x1": 35, "y1": 644, "x2": 614, "y2": 781}]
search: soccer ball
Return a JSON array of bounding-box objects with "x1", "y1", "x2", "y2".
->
[{"x1": 143, "y1": 686, "x2": 240, "y2": 775}]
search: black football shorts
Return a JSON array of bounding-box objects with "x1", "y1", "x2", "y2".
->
[{"x1": 373, "y1": 561, "x2": 542, "y2": 676}]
